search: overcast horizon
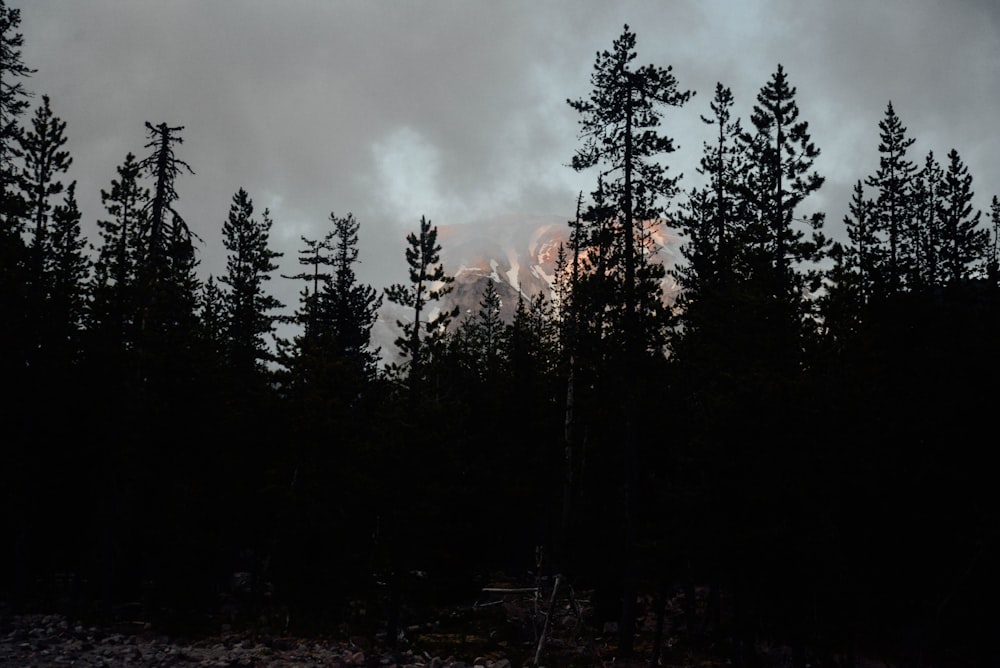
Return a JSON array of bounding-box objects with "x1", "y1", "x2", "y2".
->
[{"x1": 14, "y1": 0, "x2": 1000, "y2": 304}]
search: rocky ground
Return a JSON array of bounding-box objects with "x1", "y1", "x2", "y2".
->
[{"x1": 0, "y1": 612, "x2": 519, "y2": 668}]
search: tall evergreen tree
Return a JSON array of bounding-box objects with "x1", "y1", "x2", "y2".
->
[
  {"x1": 674, "y1": 82, "x2": 749, "y2": 364},
  {"x1": 463, "y1": 277, "x2": 506, "y2": 381},
  {"x1": 988, "y1": 195, "x2": 1000, "y2": 282},
  {"x1": 683, "y1": 83, "x2": 746, "y2": 283},
  {"x1": 134, "y1": 121, "x2": 198, "y2": 388},
  {"x1": 284, "y1": 232, "x2": 335, "y2": 345},
  {"x1": 45, "y1": 181, "x2": 90, "y2": 367},
  {"x1": 938, "y1": 148, "x2": 986, "y2": 284},
  {"x1": 865, "y1": 102, "x2": 917, "y2": 293},
  {"x1": 0, "y1": 0, "x2": 33, "y2": 230},
  {"x1": 20, "y1": 95, "x2": 71, "y2": 280},
  {"x1": 912, "y1": 151, "x2": 946, "y2": 288},
  {"x1": 384, "y1": 215, "x2": 457, "y2": 385},
  {"x1": 138, "y1": 121, "x2": 194, "y2": 289},
  {"x1": 567, "y1": 25, "x2": 691, "y2": 656},
  {"x1": 568, "y1": 25, "x2": 691, "y2": 355},
  {"x1": 0, "y1": 2, "x2": 35, "y2": 426},
  {"x1": 323, "y1": 211, "x2": 382, "y2": 381},
  {"x1": 507, "y1": 290, "x2": 554, "y2": 384},
  {"x1": 90, "y1": 152, "x2": 148, "y2": 350},
  {"x1": 842, "y1": 179, "x2": 879, "y2": 305},
  {"x1": 218, "y1": 188, "x2": 283, "y2": 376},
  {"x1": 739, "y1": 64, "x2": 827, "y2": 365},
  {"x1": 18, "y1": 95, "x2": 73, "y2": 373},
  {"x1": 198, "y1": 274, "x2": 227, "y2": 361},
  {"x1": 282, "y1": 212, "x2": 380, "y2": 393}
]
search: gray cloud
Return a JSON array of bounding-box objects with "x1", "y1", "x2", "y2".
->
[{"x1": 14, "y1": 0, "x2": 1000, "y2": 304}]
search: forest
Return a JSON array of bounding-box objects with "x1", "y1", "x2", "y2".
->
[{"x1": 2, "y1": 4, "x2": 998, "y2": 667}]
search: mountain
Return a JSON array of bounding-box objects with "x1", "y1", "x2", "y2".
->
[{"x1": 373, "y1": 214, "x2": 681, "y2": 360}]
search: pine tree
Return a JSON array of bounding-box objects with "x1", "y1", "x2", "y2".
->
[
  {"x1": 567, "y1": 26, "x2": 691, "y2": 656},
  {"x1": 198, "y1": 274, "x2": 227, "y2": 360},
  {"x1": 988, "y1": 196, "x2": 1000, "y2": 282},
  {"x1": 282, "y1": 212, "x2": 380, "y2": 396},
  {"x1": 685, "y1": 83, "x2": 746, "y2": 282},
  {"x1": 1, "y1": 3, "x2": 38, "y2": 605},
  {"x1": 674, "y1": 82, "x2": 749, "y2": 366},
  {"x1": 508, "y1": 291, "x2": 542, "y2": 382},
  {"x1": 912, "y1": 151, "x2": 946, "y2": 288},
  {"x1": 323, "y1": 211, "x2": 382, "y2": 380},
  {"x1": 938, "y1": 148, "x2": 986, "y2": 284},
  {"x1": 865, "y1": 102, "x2": 917, "y2": 293},
  {"x1": 45, "y1": 181, "x2": 90, "y2": 367},
  {"x1": 20, "y1": 95, "x2": 71, "y2": 281},
  {"x1": 18, "y1": 95, "x2": 73, "y2": 372},
  {"x1": 746, "y1": 64, "x2": 826, "y2": 284},
  {"x1": 842, "y1": 180, "x2": 879, "y2": 304},
  {"x1": 463, "y1": 277, "x2": 506, "y2": 381},
  {"x1": 90, "y1": 152, "x2": 148, "y2": 349},
  {"x1": 138, "y1": 122, "x2": 194, "y2": 287},
  {"x1": 134, "y1": 121, "x2": 198, "y2": 387},
  {"x1": 384, "y1": 215, "x2": 457, "y2": 385},
  {"x1": 284, "y1": 232, "x2": 335, "y2": 345},
  {"x1": 0, "y1": 0, "x2": 33, "y2": 230},
  {"x1": 219, "y1": 188, "x2": 283, "y2": 376},
  {"x1": 739, "y1": 64, "x2": 827, "y2": 366},
  {"x1": 0, "y1": 2, "x2": 35, "y2": 412},
  {"x1": 568, "y1": 25, "x2": 691, "y2": 355}
]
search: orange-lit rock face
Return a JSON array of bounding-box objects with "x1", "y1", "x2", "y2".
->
[
  {"x1": 374, "y1": 214, "x2": 681, "y2": 358},
  {"x1": 436, "y1": 214, "x2": 680, "y2": 319}
]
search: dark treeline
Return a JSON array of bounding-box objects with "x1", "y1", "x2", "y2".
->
[{"x1": 2, "y1": 7, "x2": 998, "y2": 666}]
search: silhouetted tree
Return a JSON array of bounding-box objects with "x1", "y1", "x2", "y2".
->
[
  {"x1": 738, "y1": 64, "x2": 827, "y2": 367},
  {"x1": 469, "y1": 278, "x2": 505, "y2": 380},
  {"x1": 283, "y1": 231, "x2": 335, "y2": 347},
  {"x1": 568, "y1": 25, "x2": 691, "y2": 355},
  {"x1": 18, "y1": 95, "x2": 72, "y2": 372},
  {"x1": 45, "y1": 181, "x2": 90, "y2": 367},
  {"x1": 673, "y1": 82, "x2": 749, "y2": 367},
  {"x1": 843, "y1": 180, "x2": 878, "y2": 304},
  {"x1": 134, "y1": 121, "x2": 199, "y2": 390},
  {"x1": 938, "y1": 148, "x2": 986, "y2": 284},
  {"x1": 323, "y1": 211, "x2": 382, "y2": 382},
  {"x1": 219, "y1": 188, "x2": 283, "y2": 377},
  {"x1": 988, "y1": 195, "x2": 1000, "y2": 281},
  {"x1": 139, "y1": 122, "x2": 192, "y2": 279},
  {"x1": 20, "y1": 95, "x2": 71, "y2": 280},
  {"x1": 90, "y1": 152, "x2": 148, "y2": 352},
  {"x1": 384, "y1": 215, "x2": 457, "y2": 385},
  {"x1": 198, "y1": 274, "x2": 227, "y2": 360},
  {"x1": 0, "y1": 0, "x2": 33, "y2": 228},
  {"x1": 568, "y1": 25, "x2": 692, "y2": 656},
  {"x1": 910, "y1": 151, "x2": 946, "y2": 288},
  {"x1": 282, "y1": 211, "x2": 380, "y2": 397},
  {"x1": 865, "y1": 102, "x2": 917, "y2": 293},
  {"x1": 0, "y1": 0, "x2": 33, "y2": 432}
]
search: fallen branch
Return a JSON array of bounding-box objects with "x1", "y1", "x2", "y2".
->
[
  {"x1": 532, "y1": 574, "x2": 561, "y2": 667},
  {"x1": 481, "y1": 587, "x2": 540, "y2": 594}
]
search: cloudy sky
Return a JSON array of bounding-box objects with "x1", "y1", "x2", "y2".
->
[{"x1": 14, "y1": 0, "x2": 1000, "y2": 300}]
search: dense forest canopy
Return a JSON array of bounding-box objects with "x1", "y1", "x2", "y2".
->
[{"x1": 3, "y1": 3, "x2": 999, "y2": 666}]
